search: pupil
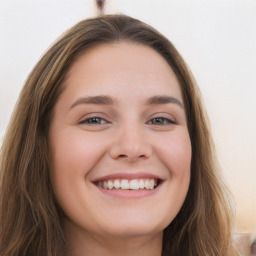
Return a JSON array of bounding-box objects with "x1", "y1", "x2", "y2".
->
[
  {"x1": 90, "y1": 118, "x2": 100, "y2": 124},
  {"x1": 154, "y1": 118, "x2": 163, "y2": 124}
]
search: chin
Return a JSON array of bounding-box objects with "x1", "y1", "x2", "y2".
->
[
  {"x1": 97, "y1": 214, "x2": 168, "y2": 238},
  {"x1": 103, "y1": 225, "x2": 163, "y2": 239}
]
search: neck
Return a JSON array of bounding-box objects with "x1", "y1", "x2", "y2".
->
[{"x1": 65, "y1": 222, "x2": 163, "y2": 256}]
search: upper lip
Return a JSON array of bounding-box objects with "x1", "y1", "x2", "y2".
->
[{"x1": 91, "y1": 172, "x2": 164, "y2": 182}]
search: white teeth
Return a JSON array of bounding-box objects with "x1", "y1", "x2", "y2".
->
[
  {"x1": 120, "y1": 179, "x2": 129, "y2": 190},
  {"x1": 145, "y1": 179, "x2": 150, "y2": 189},
  {"x1": 149, "y1": 179, "x2": 155, "y2": 189},
  {"x1": 97, "y1": 178, "x2": 157, "y2": 190},
  {"x1": 107, "y1": 180, "x2": 114, "y2": 190},
  {"x1": 129, "y1": 179, "x2": 140, "y2": 190},
  {"x1": 103, "y1": 181, "x2": 108, "y2": 189},
  {"x1": 139, "y1": 179, "x2": 144, "y2": 189},
  {"x1": 113, "y1": 179, "x2": 121, "y2": 189}
]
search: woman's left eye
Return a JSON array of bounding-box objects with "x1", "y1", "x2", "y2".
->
[
  {"x1": 79, "y1": 117, "x2": 108, "y2": 125},
  {"x1": 147, "y1": 117, "x2": 176, "y2": 125}
]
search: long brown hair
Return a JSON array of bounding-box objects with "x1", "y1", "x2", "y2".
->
[{"x1": 0, "y1": 14, "x2": 234, "y2": 256}]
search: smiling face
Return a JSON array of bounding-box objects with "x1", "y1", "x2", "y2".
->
[{"x1": 49, "y1": 43, "x2": 191, "y2": 240}]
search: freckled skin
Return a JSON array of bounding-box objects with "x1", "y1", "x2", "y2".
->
[{"x1": 49, "y1": 43, "x2": 191, "y2": 255}]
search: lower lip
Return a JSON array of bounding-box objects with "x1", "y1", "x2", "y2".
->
[{"x1": 94, "y1": 183, "x2": 162, "y2": 199}]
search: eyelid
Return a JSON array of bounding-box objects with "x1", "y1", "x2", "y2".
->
[
  {"x1": 78, "y1": 113, "x2": 111, "y2": 125},
  {"x1": 146, "y1": 113, "x2": 177, "y2": 125},
  {"x1": 79, "y1": 117, "x2": 108, "y2": 125},
  {"x1": 147, "y1": 117, "x2": 176, "y2": 125}
]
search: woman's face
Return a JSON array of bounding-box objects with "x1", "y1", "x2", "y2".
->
[{"x1": 49, "y1": 43, "x2": 191, "y2": 239}]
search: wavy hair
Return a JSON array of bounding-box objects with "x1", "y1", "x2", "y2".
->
[{"x1": 0, "y1": 14, "x2": 234, "y2": 256}]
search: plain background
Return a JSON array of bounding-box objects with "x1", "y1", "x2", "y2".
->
[{"x1": 0, "y1": 0, "x2": 255, "y2": 233}]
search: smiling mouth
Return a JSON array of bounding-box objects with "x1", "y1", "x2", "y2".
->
[{"x1": 96, "y1": 178, "x2": 159, "y2": 190}]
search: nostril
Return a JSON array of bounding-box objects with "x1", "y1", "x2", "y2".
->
[
  {"x1": 118, "y1": 154, "x2": 147, "y2": 160},
  {"x1": 110, "y1": 142, "x2": 152, "y2": 161}
]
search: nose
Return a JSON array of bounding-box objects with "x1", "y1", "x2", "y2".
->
[{"x1": 109, "y1": 124, "x2": 152, "y2": 162}]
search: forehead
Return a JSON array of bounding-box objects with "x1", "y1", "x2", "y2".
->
[{"x1": 64, "y1": 42, "x2": 183, "y2": 102}]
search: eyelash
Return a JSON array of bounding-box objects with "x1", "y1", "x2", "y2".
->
[
  {"x1": 79, "y1": 116, "x2": 176, "y2": 126},
  {"x1": 79, "y1": 117, "x2": 109, "y2": 125},
  {"x1": 147, "y1": 117, "x2": 176, "y2": 125}
]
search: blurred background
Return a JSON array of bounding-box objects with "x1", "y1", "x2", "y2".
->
[{"x1": 0, "y1": 0, "x2": 255, "y2": 251}]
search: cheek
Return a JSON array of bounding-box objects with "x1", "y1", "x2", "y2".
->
[
  {"x1": 132, "y1": 129, "x2": 190, "y2": 231},
  {"x1": 48, "y1": 129, "x2": 109, "y2": 219},
  {"x1": 155, "y1": 130, "x2": 192, "y2": 177},
  {"x1": 154, "y1": 130, "x2": 191, "y2": 225},
  {"x1": 50, "y1": 129, "x2": 107, "y2": 177},
  {"x1": 48, "y1": 129, "x2": 108, "y2": 207}
]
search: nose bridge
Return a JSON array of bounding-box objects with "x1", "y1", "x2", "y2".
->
[{"x1": 110, "y1": 119, "x2": 152, "y2": 161}]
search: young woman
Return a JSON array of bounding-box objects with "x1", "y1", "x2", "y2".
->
[{"x1": 0, "y1": 14, "x2": 235, "y2": 256}]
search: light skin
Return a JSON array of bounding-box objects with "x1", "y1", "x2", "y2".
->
[{"x1": 49, "y1": 42, "x2": 192, "y2": 256}]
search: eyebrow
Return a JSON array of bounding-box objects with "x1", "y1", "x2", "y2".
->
[
  {"x1": 146, "y1": 95, "x2": 184, "y2": 108},
  {"x1": 70, "y1": 95, "x2": 115, "y2": 109},
  {"x1": 70, "y1": 95, "x2": 184, "y2": 110}
]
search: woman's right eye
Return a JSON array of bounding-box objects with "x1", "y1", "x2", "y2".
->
[{"x1": 79, "y1": 117, "x2": 108, "y2": 125}]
